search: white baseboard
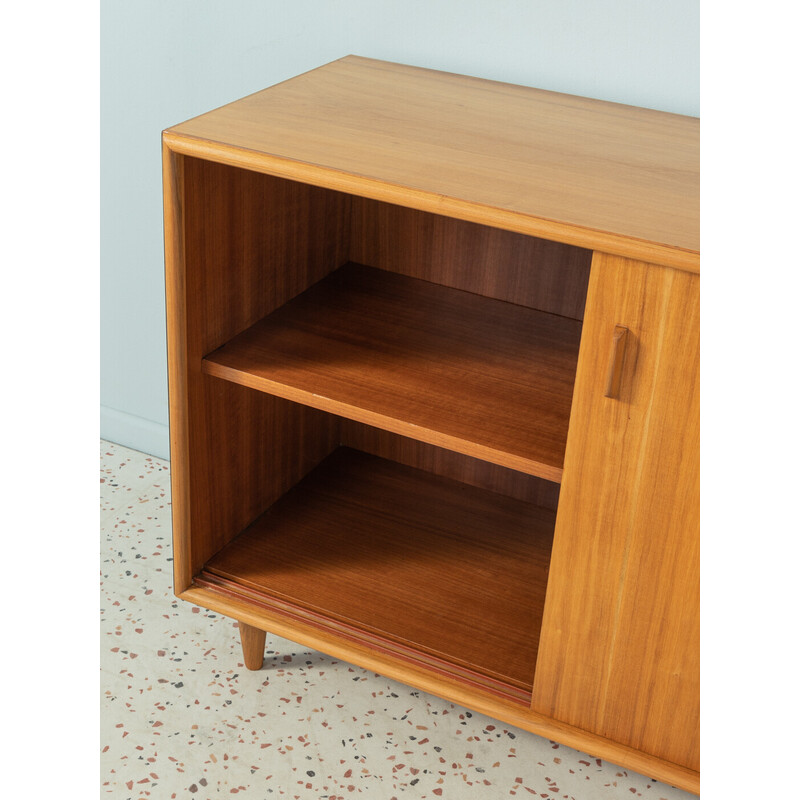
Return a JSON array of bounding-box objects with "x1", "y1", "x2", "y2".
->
[{"x1": 100, "y1": 405, "x2": 170, "y2": 460}]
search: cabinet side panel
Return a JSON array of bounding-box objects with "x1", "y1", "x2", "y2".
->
[
  {"x1": 163, "y1": 144, "x2": 192, "y2": 592},
  {"x1": 192, "y1": 381, "x2": 339, "y2": 577},
  {"x1": 184, "y1": 157, "x2": 352, "y2": 351},
  {"x1": 532, "y1": 253, "x2": 699, "y2": 771},
  {"x1": 350, "y1": 197, "x2": 591, "y2": 319},
  {"x1": 177, "y1": 158, "x2": 349, "y2": 577}
]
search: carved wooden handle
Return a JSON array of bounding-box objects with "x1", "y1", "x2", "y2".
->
[{"x1": 605, "y1": 325, "x2": 629, "y2": 399}]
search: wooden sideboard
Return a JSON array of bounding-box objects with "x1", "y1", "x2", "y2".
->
[{"x1": 162, "y1": 56, "x2": 699, "y2": 794}]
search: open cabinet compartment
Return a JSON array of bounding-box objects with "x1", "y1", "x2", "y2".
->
[
  {"x1": 172, "y1": 156, "x2": 591, "y2": 705},
  {"x1": 196, "y1": 418, "x2": 560, "y2": 703}
]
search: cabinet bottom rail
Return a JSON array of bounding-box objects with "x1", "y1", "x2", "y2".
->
[{"x1": 180, "y1": 583, "x2": 700, "y2": 795}]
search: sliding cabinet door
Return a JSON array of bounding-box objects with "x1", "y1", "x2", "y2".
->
[{"x1": 533, "y1": 252, "x2": 699, "y2": 772}]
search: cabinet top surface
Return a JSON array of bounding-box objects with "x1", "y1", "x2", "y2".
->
[{"x1": 165, "y1": 56, "x2": 699, "y2": 268}]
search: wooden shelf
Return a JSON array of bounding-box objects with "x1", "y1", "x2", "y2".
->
[
  {"x1": 198, "y1": 448, "x2": 556, "y2": 701},
  {"x1": 202, "y1": 264, "x2": 582, "y2": 482}
]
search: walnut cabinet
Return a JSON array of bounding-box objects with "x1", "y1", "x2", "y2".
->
[{"x1": 162, "y1": 57, "x2": 699, "y2": 794}]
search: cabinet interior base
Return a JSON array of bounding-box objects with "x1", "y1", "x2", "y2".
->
[{"x1": 198, "y1": 447, "x2": 557, "y2": 704}]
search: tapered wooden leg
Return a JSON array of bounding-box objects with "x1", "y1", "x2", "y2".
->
[{"x1": 237, "y1": 621, "x2": 266, "y2": 670}]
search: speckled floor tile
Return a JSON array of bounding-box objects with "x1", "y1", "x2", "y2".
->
[{"x1": 100, "y1": 440, "x2": 696, "y2": 799}]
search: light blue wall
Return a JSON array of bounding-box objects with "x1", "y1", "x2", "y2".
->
[{"x1": 100, "y1": 0, "x2": 699, "y2": 459}]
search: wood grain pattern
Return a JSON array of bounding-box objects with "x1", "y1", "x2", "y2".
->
[
  {"x1": 165, "y1": 154, "x2": 351, "y2": 585},
  {"x1": 182, "y1": 157, "x2": 351, "y2": 352},
  {"x1": 162, "y1": 144, "x2": 192, "y2": 592},
  {"x1": 604, "y1": 324, "x2": 629, "y2": 399},
  {"x1": 532, "y1": 253, "x2": 699, "y2": 772},
  {"x1": 198, "y1": 572, "x2": 532, "y2": 703},
  {"x1": 340, "y1": 421, "x2": 560, "y2": 510},
  {"x1": 202, "y1": 448, "x2": 556, "y2": 696},
  {"x1": 350, "y1": 197, "x2": 591, "y2": 318},
  {"x1": 164, "y1": 56, "x2": 699, "y2": 271},
  {"x1": 237, "y1": 621, "x2": 266, "y2": 670},
  {"x1": 188, "y1": 382, "x2": 339, "y2": 577},
  {"x1": 178, "y1": 582, "x2": 700, "y2": 794},
  {"x1": 202, "y1": 263, "x2": 582, "y2": 482}
]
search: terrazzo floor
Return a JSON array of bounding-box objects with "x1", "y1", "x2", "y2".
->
[{"x1": 100, "y1": 440, "x2": 695, "y2": 800}]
